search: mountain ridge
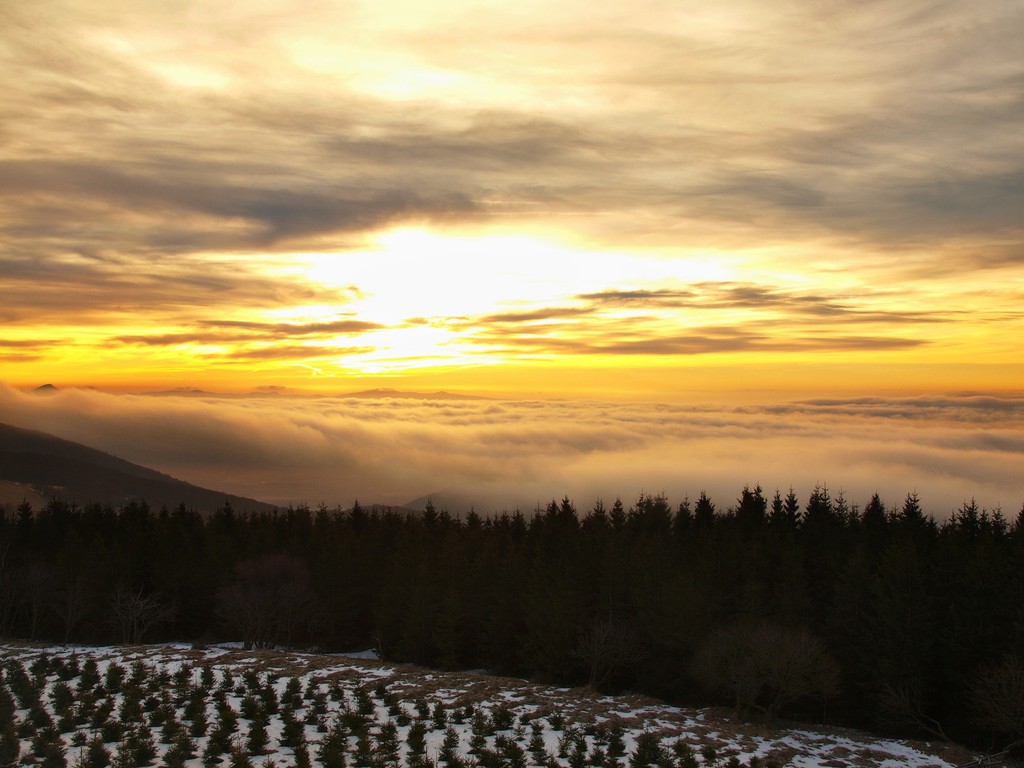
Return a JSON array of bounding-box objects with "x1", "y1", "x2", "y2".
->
[{"x1": 0, "y1": 422, "x2": 276, "y2": 514}]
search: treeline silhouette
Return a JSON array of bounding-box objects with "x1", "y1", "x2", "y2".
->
[{"x1": 2, "y1": 487, "x2": 1023, "y2": 750}]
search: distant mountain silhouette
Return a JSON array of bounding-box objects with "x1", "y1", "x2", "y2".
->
[
  {"x1": 0, "y1": 422, "x2": 276, "y2": 514},
  {"x1": 341, "y1": 388, "x2": 487, "y2": 400}
]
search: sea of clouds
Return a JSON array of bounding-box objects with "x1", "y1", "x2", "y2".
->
[{"x1": 1, "y1": 383, "x2": 1022, "y2": 519}]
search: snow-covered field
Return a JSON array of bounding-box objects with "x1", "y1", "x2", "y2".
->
[{"x1": 0, "y1": 643, "x2": 972, "y2": 768}]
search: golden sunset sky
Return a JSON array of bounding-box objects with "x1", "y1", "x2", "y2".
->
[
  {"x1": 3, "y1": 0, "x2": 1022, "y2": 399},
  {"x1": 2, "y1": 1, "x2": 1024, "y2": 512}
]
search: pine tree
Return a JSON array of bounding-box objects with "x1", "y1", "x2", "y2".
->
[
  {"x1": 0, "y1": 718, "x2": 21, "y2": 768},
  {"x1": 316, "y1": 719, "x2": 348, "y2": 768},
  {"x1": 694, "y1": 493, "x2": 715, "y2": 530},
  {"x1": 606, "y1": 721, "x2": 626, "y2": 761},
  {"x1": 431, "y1": 703, "x2": 447, "y2": 731},
  {"x1": 40, "y1": 738, "x2": 66, "y2": 768},
  {"x1": 527, "y1": 722, "x2": 546, "y2": 764},
  {"x1": 630, "y1": 733, "x2": 663, "y2": 768},
  {"x1": 161, "y1": 707, "x2": 183, "y2": 744},
  {"x1": 228, "y1": 743, "x2": 253, "y2": 768},
  {"x1": 111, "y1": 733, "x2": 135, "y2": 768},
  {"x1": 293, "y1": 743, "x2": 312, "y2": 768},
  {"x1": 104, "y1": 664, "x2": 125, "y2": 693},
  {"x1": 671, "y1": 740, "x2": 698, "y2": 768},
  {"x1": 406, "y1": 721, "x2": 427, "y2": 757},
  {"x1": 375, "y1": 722, "x2": 400, "y2": 768},
  {"x1": 783, "y1": 488, "x2": 801, "y2": 527},
  {"x1": 353, "y1": 729, "x2": 374, "y2": 768},
  {"x1": 132, "y1": 727, "x2": 157, "y2": 766},
  {"x1": 282, "y1": 678, "x2": 302, "y2": 709},
  {"x1": 438, "y1": 727, "x2": 462, "y2": 768},
  {"x1": 246, "y1": 716, "x2": 269, "y2": 755},
  {"x1": 85, "y1": 734, "x2": 111, "y2": 768},
  {"x1": 202, "y1": 737, "x2": 226, "y2": 768}
]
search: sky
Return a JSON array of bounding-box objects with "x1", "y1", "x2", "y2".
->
[{"x1": 2, "y1": 1, "x2": 1023, "y2": 513}]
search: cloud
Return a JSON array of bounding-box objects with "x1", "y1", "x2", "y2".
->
[
  {"x1": 467, "y1": 321, "x2": 926, "y2": 357},
  {"x1": 1, "y1": 0, "x2": 1022, "y2": 390},
  {"x1": 219, "y1": 345, "x2": 375, "y2": 362},
  {"x1": 113, "y1": 318, "x2": 385, "y2": 348},
  {"x1": 3, "y1": 0, "x2": 1023, "y2": 267},
  {"x1": 1, "y1": 383, "x2": 1020, "y2": 518},
  {"x1": 578, "y1": 283, "x2": 946, "y2": 324}
]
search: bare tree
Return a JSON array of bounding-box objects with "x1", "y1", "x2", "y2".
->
[
  {"x1": 878, "y1": 680, "x2": 950, "y2": 742},
  {"x1": 111, "y1": 586, "x2": 173, "y2": 644},
  {"x1": 22, "y1": 562, "x2": 58, "y2": 640},
  {"x1": 49, "y1": 576, "x2": 92, "y2": 644},
  {"x1": 971, "y1": 655, "x2": 1024, "y2": 747},
  {"x1": 216, "y1": 554, "x2": 314, "y2": 650},
  {"x1": 692, "y1": 621, "x2": 840, "y2": 722},
  {"x1": 574, "y1": 618, "x2": 642, "y2": 691},
  {"x1": 0, "y1": 539, "x2": 20, "y2": 637}
]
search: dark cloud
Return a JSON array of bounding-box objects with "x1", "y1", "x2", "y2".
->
[
  {"x1": 199, "y1": 319, "x2": 384, "y2": 335},
  {"x1": 576, "y1": 289, "x2": 698, "y2": 307},
  {"x1": 0, "y1": 339, "x2": 60, "y2": 349},
  {"x1": 443, "y1": 281, "x2": 936, "y2": 358},
  {"x1": 0, "y1": 251, "x2": 351, "y2": 324},
  {"x1": 474, "y1": 307, "x2": 594, "y2": 324},
  {"x1": 217, "y1": 345, "x2": 375, "y2": 361},
  {"x1": 578, "y1": 284, "x2": 945, "y2": 324},
  {"x1": 472, "y1": 327, "x2": 923, "y2": 356},
  {"x1": 112, "y1": 318, "x2": 385, "y2": 360},
  {"x1": 0, "y1": 158, "x2": 480, "y2": 250},
  {"x1": 1, "y1": 0, "x2": 1022, "y2": 267}
]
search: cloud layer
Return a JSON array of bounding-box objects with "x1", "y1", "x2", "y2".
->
[
  {"x1": 3, "y1": 0, "x2": 1022, "y2": 256},
  {"x1": 2, "y1": 384, "x2": 1020, "y2": 518},
  {"x1": 2, "y1": 0, "x2": 1024, "y2": 389}
]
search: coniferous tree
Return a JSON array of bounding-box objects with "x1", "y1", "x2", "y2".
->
[
  {"x1": 293, "y1": 743, "x2": 312, "y2": 768},
  {"x1": 85, "y1": 734, "x2": 111, "y2": 768},
  {"x1": 693, "y1": 493, "x2": 715, "y2": 530},
  {"x1": 431, "y1": 703, "x2": 447, "y2": 731},
  {"x1": 406, "y1": 721, "x2": 427, "y2": 758},
  {"x1": 40, "y1": 738, "x2": 66, "y2": 768},
  {"x1": 246, "y1": 716, "x2": 269, "y2": 756},
  {"x1": 375, "y1": 722, "x2": 400, "y2": 768},
  {"x1": 353, "y1": 729, "x2": 374, "y2": 768},
  {"x1": 438, "y1": 727, "x2": 462, "y2": 768},
  {"x1": 317, "y1": 718, "x2": 349, "y2": 768},
  {"x1": 629, "y1": 732, "x2": 664, "y2": 768},
  {"x1": 0, "y1": 717, "x2": 20, "y2": 768},
  {"x1": 111, "y1": 731, "x2": 134, "y2": 768},
  {"x1": 132, "y1": 726, "x2": 157, "y2": 767},
  {"x1": 228, "y1": 742, "x2": 253, "y2": 768}
]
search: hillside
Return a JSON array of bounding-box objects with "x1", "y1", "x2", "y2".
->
[
  {"x1": 0, "y1": 642, "x2": 975, "y2": 768},
  {"x1": 0, "y1": 422, "x2": 276, "y2": 513}
]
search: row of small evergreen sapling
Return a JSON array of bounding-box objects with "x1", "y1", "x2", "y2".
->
[{"x1": 1, "y1": 653, "x2": 783, "y2": 768}]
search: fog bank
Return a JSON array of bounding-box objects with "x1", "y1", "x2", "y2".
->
[{"x1": 2, "y1": 383, "x2": 1021, "y2": 518}]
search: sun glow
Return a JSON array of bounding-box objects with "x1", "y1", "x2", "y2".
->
[
  {"x1": 265, "y1": 227, "x2": 743, "y2": 374},
  {"x1": 299, "y1": 227, "x2": 735, "y2": 319}
]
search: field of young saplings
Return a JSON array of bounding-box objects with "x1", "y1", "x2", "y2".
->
[{"x1": 0, "y1": 644, "x2": 967, "y2": 768}]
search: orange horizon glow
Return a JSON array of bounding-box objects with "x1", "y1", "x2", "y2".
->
[{"x1": 3, "y1": 224, "x2": 1021, "y2": 400}]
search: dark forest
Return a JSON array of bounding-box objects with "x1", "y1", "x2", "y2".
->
[{"x1": 2, "y1": 487, "x2": 1023, "y2": 750}]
